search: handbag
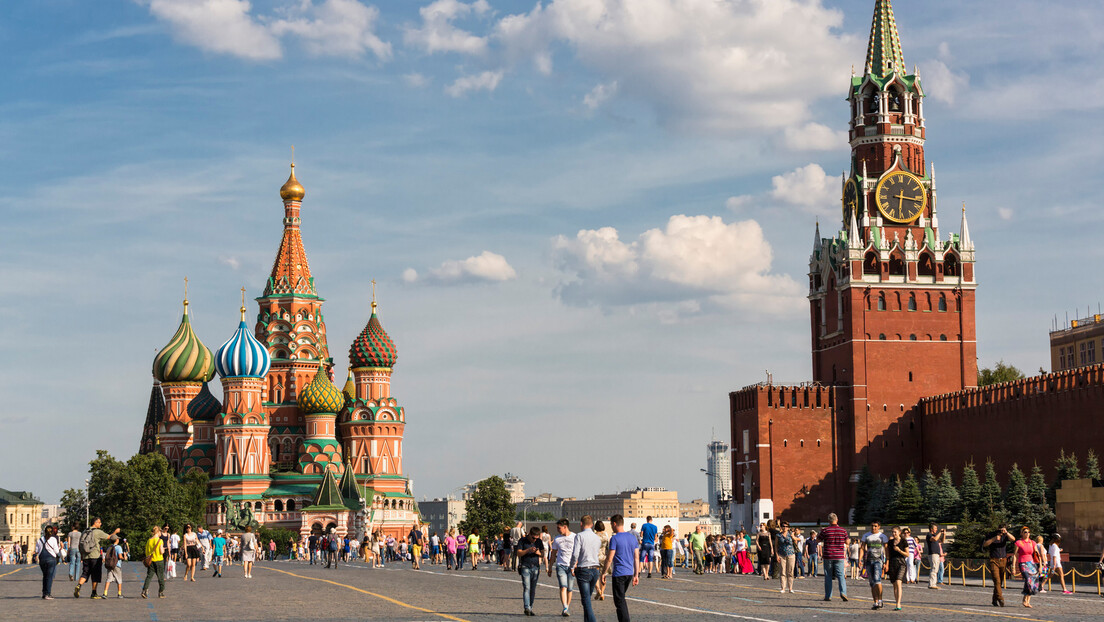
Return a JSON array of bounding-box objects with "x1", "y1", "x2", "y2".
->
[{"x1": 143, "y1": 555, "x2": 152, "y2": 568}]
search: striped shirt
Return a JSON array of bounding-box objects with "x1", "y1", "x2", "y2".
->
[{"x1": 819, "y1": 525, "x2": 849, "y2": 561}]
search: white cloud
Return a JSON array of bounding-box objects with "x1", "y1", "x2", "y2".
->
[
  {"x1": 582, "y1": 81, "x2": 618, "y2": 111},
  {"x1": 997, "y1": 207, "x2": 1014, "y2": 221},
  {"x1": 217, "y1": 255, "x2": 241, "y2": 270},
  {"x1": 143, "y1": 0, "x2": 282, "y2": 60},
  {"x1": 920, "y1": 59, "x2": 969, "y2": 106},
  {"x1": 403, "y1": 72, "x2": 430, "y2": 87},
  {"x1": 445, "y1": 70, "x2": 503, "y2": 97},
  {"x1": 270, "y1": 0, "x2": 391, "y2": 59},
  {"x1": 770, "y1": 163, "x2": 839, "y2": 211},
  {"x1": 140, "y1": 0, "x2": 390, "y2": 60},
  {"x1": 783, "y1": 122, "x2": 848, "y2": 151},
  {"x1": 410, "y1": 251, "x2": 518, "y2": 284},
  {"x1": 494, "y1": 0, "x2": 856, "y2": 134},
  {"x1": 404, "y1": 0, "x2": 490, "y2": 55},
  {"x1": 725, "y1": 195, "x2": 752, "y2": 211},
  {"x1": 553, "y1": 215, "x2": 802, "y2": 314}
]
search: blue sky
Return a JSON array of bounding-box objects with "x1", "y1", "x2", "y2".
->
[{"x1": 3, "y1": 0, "x2": 1103, "y2": 506}]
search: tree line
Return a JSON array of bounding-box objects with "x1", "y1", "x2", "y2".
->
[{"x1": 853, "y1": 449, "x2": 1098, "y2": 557}]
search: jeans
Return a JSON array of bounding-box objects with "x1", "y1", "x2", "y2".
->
[
  {"x1": 866, "y1": 559, "x2": 884, "y2": 586},
  {"x1": 612, "y1": 574, "x2": 633, "y2": 622},
  {"x1": 68, "y1": 550, "x2": 81, "y2": 579},
  {"x1": 823, "y1": 559, "x2": 847, "y2": 599},
  {"x1": 457, "y1": 550, "x2": 466, "y2": 568},
  {"x1": 555, "y1": 564, "x2": 575, "y2": 591},
  {"x1": 937, "y1": 557, "x2": 945, "y2": 584},
  {"x1": 795, "y1": 551, "x2": 805, "y2": 576},
  {"x1": 807, "y1": 552, "x2": 818, "y2": 577},
  {"x1": 446, "y1": 551, "x2": 456, "y2": 568},
  {"x1": 520, "y1": 565, "x2": 539, "y2": 611},
  {"x1": 660, "y1": 549, "x2": 674, "y2": 574},
  {"x1": 39, "y1": 553, "x2": 57, "y2": 597},
  {"x1": 143, "y1": 559, "x2": 165, "y2": 595},
  {"x1": 574, "y1": 567, "x2": 599, "y2": 622}
]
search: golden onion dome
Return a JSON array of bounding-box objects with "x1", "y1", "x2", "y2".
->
[{"x1": 280, "y1": 163, "x2": 305, "y2": 202}]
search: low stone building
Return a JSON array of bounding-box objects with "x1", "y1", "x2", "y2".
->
[{"x1": 0, "y1": 488, "x2": 44, "y2": 547}]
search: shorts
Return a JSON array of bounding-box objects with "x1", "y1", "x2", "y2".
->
[
  {"x1": 80, "y1": 557, "x2": 103, "y2": 583},
  {"x1": 411, "y1": 545, "x2": 422, "y2": 558},
  {"x1": 186, "y1": 545, "x2": 201, "y2": 559},
  {"x1": 555, "y1": 564, "x2": 575, "y2": 591},
  {"x1": 431, "y1": 545, "x2": 440, "y2": 556},
  {"x1": 866, "y1": 559, "x2": 884, "y2": 585},
  {"x1": 640, "y1": 545, "x2": 654, "y2": 563}
]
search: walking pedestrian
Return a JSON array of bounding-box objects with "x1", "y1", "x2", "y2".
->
[
  {"x1": 887, "y1": 526, "x2": 908, "y2": 610},
  {"x1": 639, "y1": 516, "x2": 658, "y2": 579},
  {"x1": 861, "y1": 521, "x2": 888, "y2": 610},
  {"x1": 983, "y1": 525, "x2": 1012, "y2": 607},
  {"x1": 409, "y1": 523, "x2": 424, "y2": 570},
  {"x1": 819, "y1": 513, "x2": 849, "y2": 602},
  {"x1": 776, "y1": 522, "x2": 796, "y2": 594},
  {"x1": 1049, "y1": 534, "x2": 1070, "y2": 593},
  {"x1": 848, "y1": 537, "x2": 861, "y2": 579},
  {"x1": 903, "y1": 528, "x2": 919, "y2": 583},
  {"x1": 103, "y1": 536, "x2": 124, "y2": 598},
  {"x1": 241, "y1": 525, "x2": 258, "y2": 578},
  {"x1": 467, "y1": 529, "x2": 480, "y2": 570},
  {"x1": 74, "y1": 517, "x2": 120, "y2": 599},
  {"x1": 182, "y1": 524, "x2": 200, "y2": 582},
  {"x1": 690, "y1": 526, "x2": 706, "y2": 575},
  {"x1": 198, "y1": 526, "x2": 212, "y2": 570},
  {"x1": 510, "y1": 522, "x2": 524, "y2": 570},
  {"x1": 211, "y1": 529, "x2": 227, "y2": 577},
  {"x1": 805, "y1": 530, "x2": 819, "y2": 577},
  {"x1": 569, "y1": 515, "x2": 601, "y2": 622},
  {"x1": 659, "y1": 524, "x2": 675, "y2": 579},
  {"x1": 602, "y1": 514, "x2": 640, "y2": 622},
  {"x1": 595, "y1": 520, "x2": 610, "y2": 600},
  {"x1": 141, "y1": 525, "x2": 166, "y2": 599},
  {"x1": 455, "y1": 529, "x2": 466, "y2": 571},
  {"x1": 66, "y1": 525, "x2": 81, "y2": 582},
  {"x1": 549, "y1": 518, "x2": 576, "y2": 617},
  {"x1": 1013, "y1": 527, "x2": 1041, "y2": 608},
  {"x1": 516, "y1": 526, "x2": 545, "y2": 616},
  {"x1": 34, "y1": 525, "x2": 63, "y2": 599}
]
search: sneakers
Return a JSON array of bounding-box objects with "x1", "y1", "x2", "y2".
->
[
  {"x1": 159, "y1": 593, "x2": 165, "y2": 599},
  {"x1": 524, "y1": 609, "x2": 534, "y2": 617},
  {"x1": 141, "y1": 591, "x2": 148, "y2": 599},
  {"x1": 43, "y1": 596, "x2": 54, "y2": 600},
  {"x1": 789, "y1": 589, "x2": 795, "y2": 594},
  {"x1": 117, "y1": 593, "x2": 123, "y2": 599},
  {"x1": 841, "y1": 594, "x2": 849, "y2": 602},
  {"x1": 91, "y1": 593, "x2": 103, "y2": 599},
  {"x1": 562, "y1": 607, "x2": 570, "y2": 617}
]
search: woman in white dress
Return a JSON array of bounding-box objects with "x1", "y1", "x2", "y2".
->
[{"x1": 240, "y1": 526, "x2": 258, "y2": 578}]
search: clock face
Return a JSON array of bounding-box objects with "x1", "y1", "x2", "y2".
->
[
  {"x1": 842, "y1": 179, "x2": 859, "y2": 222},
  {"x1": 875, "y1": 171, "x2": 927, "y2": 224}
]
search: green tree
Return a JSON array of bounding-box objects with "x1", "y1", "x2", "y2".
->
[
  {"x1": 950, "y1": 508, "x2": 1012, "y2": 558},
  {"x1": 894, "y1": 472, "x2": 924, "y2": 523},
  {"x1": 459, "y1": 476, "x2": 514, "y2": 540},
  {"x1": 977, "y1": 360, "x2": 1025, "y2": 387},
  {"x1": 979, "y1": 459, "x2": 1004, "y2": 515},
  {"x1": 1048, "y1": 450, "x2": 1081, "y2": 509},
  {"x1": 87, "y1": 450, "x2": 206, "y2": 540},
  {"x1": 853, "y1": 466, "x2": 877, "y2": 524},
  {"x1": 920, "y1": 468, "x2": 938, "y2": 522},
  {"x1": 862, "y1": 477, "x2": 889, "y2": 524},
  {"x1": 960, "y1": 462, "x2": 982, "y2": 518},
  {"x1": 257, "y1": 525, "x2": 299, "y2": 558},
  {"x1": 937, "y1": 468, "x2": 962, "y2": 522},
  {"x1": 1004, "y1": 463, "x2": 1031, "y2": 529},
  {"x1": 1086, "y1": 449, "x2": 1101, "y2": 481},
  {"x1": 1029, "y1": 464, "x2": 1056, "y2": 535},
  {"x1": 59, "y1": 488, "x2": 88, "y2": 530}
]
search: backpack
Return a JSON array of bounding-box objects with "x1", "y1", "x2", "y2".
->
[
  {"x1": 328, "y1": 537, "x2": 339, "y2": 552},
  {"x1": 104, "y1": 545, "x2": 118, "y2": 570},
  {"x1": 78, "y1": 529, "x2": 97, "y2": 556}
]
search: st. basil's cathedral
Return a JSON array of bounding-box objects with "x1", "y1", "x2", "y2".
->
[{"x1": 139, "y1": 164, "x2": 417, "y2": 539}]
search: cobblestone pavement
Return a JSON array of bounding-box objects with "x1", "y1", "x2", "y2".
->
[{"x1": 2, "y1": 560, "x2": 1101, "y2": 621}]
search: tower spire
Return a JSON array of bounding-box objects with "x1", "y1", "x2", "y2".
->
[
  {"x1": 960, "y1": 202, "x2": 973, "y2": 251},
  {"x1": 371, "y1": 279, "x2": 377, "y2": 314},
  {"x1": 865, "y1": 0, "x2": 906, "y2": 78},
  {"x1": 183, "y1": 276, "x2": 189, "y2": 313}
]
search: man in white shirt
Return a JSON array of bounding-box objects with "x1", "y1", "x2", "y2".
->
[
  {"x1": 548, "y1": 519, "x2": 576, "y2": 617},
  {"x1": 569, "y1": 516, "x2": 601, "y2": 622}
]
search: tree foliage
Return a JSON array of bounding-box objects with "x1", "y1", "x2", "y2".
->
[
  {"x1": 894, "y1": 472, "x2": 924, "y2": 523},
  {"x1": 59, "y1": 488, "x2": 88, "y2": 530},
  {"x1": 86, "y1": 450, "x2": 207, "y2": 542},
  {"x1": 950, "y1": 508, "x2": 1012, "y2": 558},
  {"x1": 1086, "y1": 449, "x2": 1101, "y2": 481},
  {"x1": 1004, "y1": 463, "x2": 1035, "y2": 532},
  {"x1": 979, "y1": 459, "x2": 1004, "y2": 515},
  {"x1": 459, "y1": 476, "x2": 514, "y2": 539},
  {"x1": 1029, "y1": 464, "x2": 1056, "y2": 535},
  {"x1": 853, "y1": 466, "x2": 876, "y2": 524},
  {"x1": 257, "y1": 525, "x2": 299, "y2": 557},
  {"x1": 960, "y1": 462, "x2": 982, "y2": 518},
  {"x1": 977, "y1": 360, "x2": 1025, "y2": 387},
  {"x1": 936, "y1": 468, "x2": 962, "y2": 523},
  {"x1": 1048, "y1": 450, "x2": 1081, "y2": 509}
]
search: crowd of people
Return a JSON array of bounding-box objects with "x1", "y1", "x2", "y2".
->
[{"x1": 18, "y1": 511, "x2": 1093, "y2": 618}]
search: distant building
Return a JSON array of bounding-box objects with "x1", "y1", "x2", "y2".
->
[
  {"x1": 1051, "y1": 315, "x2": 1104, "y2": 372},
  {"x1": 560, "y1": 488, "x2": 679, "y2": 531},
  {"x1": 465, "y1": 473, "x2": 526, "y2": 504},
  {"x1": 0, "y1": 488, "x2": 44, "y2": 547},
  {"x1": 516, "y1": 493, "x2": 572, "y2": 519},
  {"x1": 39, "y1": 504, "x2": 61, "y2": 527},
  {"x1": 418, "y1": 498, "x2": 467, "y2": 537},
  {"x1": 679, "y1": 498, "x2": 711, "y2": 519},
  {"x1": 706, "y1": 440, "x2": 732, "y2": 516}
]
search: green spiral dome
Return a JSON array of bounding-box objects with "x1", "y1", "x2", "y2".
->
[
  {"x1": 153, "y1": 302, "x2": 215, "y2": 383},
  {"x1": 297, "y1": 368, "x2": 344, "y2": 415}
]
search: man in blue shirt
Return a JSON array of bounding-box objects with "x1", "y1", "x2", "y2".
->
[
  {"x1": 602, "y1": 514, "x2": 639, "y2": 622},
  {"x1": 639, "y1": 517, "x2": 658, "y2": 579},
  {"x1": 212, "y1": 530, "x2": 227, "y2": 578}
]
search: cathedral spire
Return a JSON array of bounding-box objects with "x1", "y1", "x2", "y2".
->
[
  {"x1": 865, "y1": 0, "x2": 906, "y2": 78},
  {"x1": 265, "y1": 161, "x2": 317, "y2": 297},
  {"x1": 960, "y1": 202, "x2": 973, "y2": 251}
]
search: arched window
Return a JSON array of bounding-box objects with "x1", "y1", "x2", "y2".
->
[
  {"x1": 800, "y1": 440, "x2": 805, "y2": 448},
  {"x1": 783, "y1": 439, "x2": 788, "y2": 448},
  {"x1": 889, "y1": 253, "x2": 905, "y2": 276},
  {"x1": 908, "y1": 294, "x2": 917, "y2": 311},
  {"x1": 938, "y1": 294, "x2": 947, "y2": 311},
  {"x1": 864, "y1": 251, "x2": 880, "y2": 275},
  {"x1": 274, "y1": 500, "x2": 284, "y2": 511},
  {"x1": 910, "y1": 334, "x2": 917, "y2": 341},
  {"x1": 879, "y1": 333, "x2": 886, "y2": 340},
  {"x1": 878, "y1": 294, "x2": 886, "y2": 311},
  {"x1": 944, "y1": 253, "x2": 960, "y2": 277},
  {"x1": 918, "y1": 252, "x2": 936, "y2": 277},
  {"x1": 888, "y1": 88, "x2": 903, "y2": 112},
  {"x1": 940, "y1": 334, "x2": 948, "y2": 341},
  {"x1": 287, "y1": 499, "x2": 296, "y2": 511},
  {"x1": 816, "y1": 439, "x2": 822, "y2": 447}
]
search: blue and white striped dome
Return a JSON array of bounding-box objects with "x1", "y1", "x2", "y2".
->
[{"x1": 215, "y1": 310, "x2": 271, "y2": 379}]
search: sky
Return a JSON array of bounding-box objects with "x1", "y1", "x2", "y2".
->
[{"x1": 3, "y1": 0, "x2": 1104, "y2": 507}]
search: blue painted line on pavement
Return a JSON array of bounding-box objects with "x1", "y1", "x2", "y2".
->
[
  {"x1": 804, "y1": 608, "x2": 855, "y2": 615},
  {"x1": 729, "y1": 596, "x2": 763, "y2": 603}
]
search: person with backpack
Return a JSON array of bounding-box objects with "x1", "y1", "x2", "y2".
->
[
  {"x1": 34, "y1": 525, "x2": 63, "y2": 599},
  {"x1": 103, "y1": 537, "x2": 124, "y2": 598},
  {"x1": 325, "y1": 529, "x2": 340, "y2": 568},
  {"x1": 74, "y1": 517, "x2": 120, "y2": 599}
]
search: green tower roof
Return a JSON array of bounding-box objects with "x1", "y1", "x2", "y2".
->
[
  {"x1": 303, "y1": 470, "x2": 348, "y2": 512},
  {"x1": 865, "y1": 0, "x2": 905, "y2": 79},
  {"x1": 153, "y1": 300, "x2": 215, "y2": 383}
]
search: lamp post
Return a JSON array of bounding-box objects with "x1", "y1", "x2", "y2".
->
[{"x1": 700, "y1": 469, "x2": 731, "y2": 534}]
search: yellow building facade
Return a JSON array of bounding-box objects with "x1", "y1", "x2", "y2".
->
[{"x1": 0, "y1": 488, "x2": 44, "y2": 547}]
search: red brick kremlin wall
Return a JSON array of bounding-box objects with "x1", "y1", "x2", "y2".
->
[{"x1": 920, "y1": 364, "x2": 1104, "y2": 481}]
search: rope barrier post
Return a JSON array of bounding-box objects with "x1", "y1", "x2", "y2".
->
[
  {"x1": 981, "y1": 562, "x2": 985, "y2": 588},
  {"x1": 1071, "y1": 568, "x2": 1075, "y2": 593},
  {"x1": 1097, "y1": 568, "x2": 1100, "y2": 596}
]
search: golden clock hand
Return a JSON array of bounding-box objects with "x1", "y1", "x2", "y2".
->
[{"x1": 894, "y1": 193, "x2": 923, "y2": 202}]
